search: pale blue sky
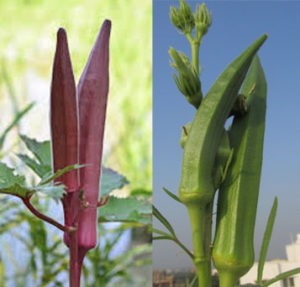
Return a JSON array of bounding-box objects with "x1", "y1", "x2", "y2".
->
[{"x1": 153, "y1": 0, "x2": 300, "y2": 269}]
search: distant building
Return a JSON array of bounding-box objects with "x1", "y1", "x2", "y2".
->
[
  {"x1": 153, "y1": 268, "x2": 219, "y2": 287},
  {"x1": 240, "y1": 234, "x2": 300, "y2": 287}
]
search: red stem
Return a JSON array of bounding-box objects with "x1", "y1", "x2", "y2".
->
[
  {"x1": 69, "y1": 225, "x2": 79, "y2": 287},
  {"x1": 22, "y1": 196, "x2": 67, "y2": 232},
  {"x1": 97, "y1": 196, "x2": 109, "y2": 207}
]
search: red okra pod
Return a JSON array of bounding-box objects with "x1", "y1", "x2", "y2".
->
[
  {"x1": 50, "y1": 28, "x2": 80, "y2": 245},
  {"x1": 77, "y1": 20, "x2": 111, "y2": 251}
]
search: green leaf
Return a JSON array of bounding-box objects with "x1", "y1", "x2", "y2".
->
[
  {"x1": 153, "y1": 236, "x2": 173, "y2": 240},
  {"x1": 100, "y1": 167, "x2": 129, "y2": 196},
  {"x1": 152, "y1": 228, "x2": 172, "y2": 237},
  {"x1": 153, "y1": 205, "x2": 176, "y2": 237},
  {"x1": 162, "y1": 187, "x2": 181, "y2": 203},
  {"x1": 152, "y1": 227, "x2": 194, "y2": 259},
  {"x1": 130, "y1": 188, "x2": 152, "y2": 197},
  {"x1": 20, "y1": 136, "x2": 51, "y2": 167},
  {"x1": 0, "y1": 102, "x2": 34, "y2": 150},
  {"x1": 40, "y1": 164, "x2": 85, "y2": 185},
  {"x1": 0, "y1": 162, "x2": 66, "y2": 201},
  {"x1": 262, "y1": 268, "x2": 300, "y2": 287},
  {"x1": 0, "y1": 162, "x2": 31, "y2": 197},
  {"x1": 35, "y1": 183, "x2": 66, "y2": 202},
  {"x1": 17, "y1": 153, "x2": 51, "y2": 178},
  {"x1": 99, "y1": 196, "x2": 151, "y2": 224},
  {"x1": 257, "y1": 197, "x2": 278, "y2": 284}
]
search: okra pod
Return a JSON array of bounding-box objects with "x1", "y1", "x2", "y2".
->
[
  {"x1": 178, "y1": 35, "x2": 267, "y2": 287},
  {"x1": 50, "y1": 28, "x2": 79, "y2": 245},
  {"x1": 51, "y1": 28, "x2": 78, "y2": 191},
  {"x1": 77, "y1": 20, "x2": 111, "y2": 252},
  {"x1": 212, "y1": 55, "x2": 267, "y2": 287},
  {"x1": 179, "y1": 34, "x2": 267, "y2": 205}
]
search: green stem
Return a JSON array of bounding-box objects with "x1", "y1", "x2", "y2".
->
[
  {"x1": 191, "y1": 42, "x2": 200, "y2": 74},
  {"x1": 195, "y1": 260, "x2": 211, "y2": 287},
  {"x1": 218, "y1": 271, "x2": 239, "y2": 287},
  {"x1": 187, "y1": 203, "x2": 212, "y2": 287}
]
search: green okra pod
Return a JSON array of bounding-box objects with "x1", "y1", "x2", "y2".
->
[
  {"x1": 180, "y1": 124, "x2": 232, "y2": 190},
  {"x1": 212, "y1": 55, "x2": 267, "y2": 287},
  {"x1": 179, "y1": 34, "x2": 267, "y2": 205},
  {"x1": 178, "y1": 35, "x2": 267, "y2": 287}
]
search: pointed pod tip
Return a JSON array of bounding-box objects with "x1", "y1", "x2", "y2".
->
[
  {"x1": 102, "y1": 19, "x2": 112, "y2": 29},
  {"x1": 100, "y1": 19, "x2": 112, "y2": 37},
  {"x1": 57, "y1": 27, "x2": 67, "y2": 43}
]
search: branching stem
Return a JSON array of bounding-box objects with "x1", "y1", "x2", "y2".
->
[{"x1": 21, "y1": 196, "x2": 67, "y2": 232}]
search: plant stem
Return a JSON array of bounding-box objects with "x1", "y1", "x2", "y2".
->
[
  {"x1": 191, "y1": 42, "x2": 200, "y2": 74},
  {"x1": 173, "y1": 237, "x2": 194, "y2": 260},
  {"x1": 77, "y1": 247, "x2": 88, "y2": 285},
  {"x1": 22, "y1": 196, "x2": 67, "y2": 232},
  {"x1": 69, "y1": 225, "x2": 79, "y2": 287},
  {"x1": 187, "y1": 203, "x2": 212, "y2": 287},
  {"x1": 218, "y1": 271, "x2": 239, "y2": 287}
]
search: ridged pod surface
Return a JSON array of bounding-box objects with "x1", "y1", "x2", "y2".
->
[
  {"x1": 77, "y1": 20, "x2": 111, "y2": 253},
  {"x1": 212, "y1": 55, "x2": 267, "y2": 287},
  {"x1": 179, "y1": 34, "x2": 267, "y2": 206},
  {"x1": 178, "y1": 35, "x2": 267, "y2": 287},
  {"x1": 50, "y1": 28, "x2": 79, "y2": 244}
]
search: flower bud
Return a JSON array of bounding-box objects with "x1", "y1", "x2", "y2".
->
[
  {"x1": 170, "y1": 0, "x2": 195, "y2": 35},
  {"x1": 194, "y1": 3, "x2": 212, "y2": 43},
  {"x1": 169, "y1": 47, "x2": 202, "y2": 108}
]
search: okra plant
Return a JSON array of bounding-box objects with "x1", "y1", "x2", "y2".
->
[
  {"x1": 153, "y1": 1, "x2": 300, "y2": 287},
  {"x1": 0, "y1": 19, "x2": 151, "y2": 287}
]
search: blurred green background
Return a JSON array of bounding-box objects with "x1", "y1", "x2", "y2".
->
[{"x1": 0, "y1": 0, "x2": 152, "y2": 286}]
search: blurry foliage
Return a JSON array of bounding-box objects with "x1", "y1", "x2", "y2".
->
[{"x1": 0, "y1": 197, "x2": 151, "y2": 286}]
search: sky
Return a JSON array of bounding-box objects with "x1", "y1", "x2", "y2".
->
[{"x1": 153, "y1": 0, "x2": 300, "y2": 270}]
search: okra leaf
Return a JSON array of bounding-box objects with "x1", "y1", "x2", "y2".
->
[
  {"x1": 17, "y1": 153, "x2": 51, "y2": 178},
  {"x1": 99, "y1": 196, "x2": 151, "y2": 224},
  {"x1": 262, "y1": 268, "x2": 300, "y2": 287},
  {"x1": 130, "y1": 188, "x2": 152, "y2": 197},
  {"x1": 35, "y1": 183, "x2": 66, "y2": 202},
  {"x1": 100, "y1": 166, "x2": 129, "y2": 197},
  {"x1": 0, "y1": 102, "x2": 34, "y2": 149},
  {"x1": 18, "y1": 136, "x2": 128, "y2": 197},
  {"x1": 162, "y1": 187, "x2": 181, "y2": 203},
  {"x1": 152, "y1": 228, "x2": 172, "y2": 237},
  {"x1": 0, "y1": 162, "x2": 32, "y2": 197},
  {"x1": 153, "y1": 205, "x2": 176, "y2": 237},
  {"x1": 20, "y1": 135, "x2": 52, "y2": 167},
  {"x1": 257, "y1": 197, "x2": 278, "y2": 284},
  {"x1": 40, "y1": 164, "x2": 85, "y2": 185},
  {"x1": 0, "y1": 161, "x2": 67, "y2": 201},
  {"x1": 153, "y1": 236, "x2": 173, "y2": 240}
]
